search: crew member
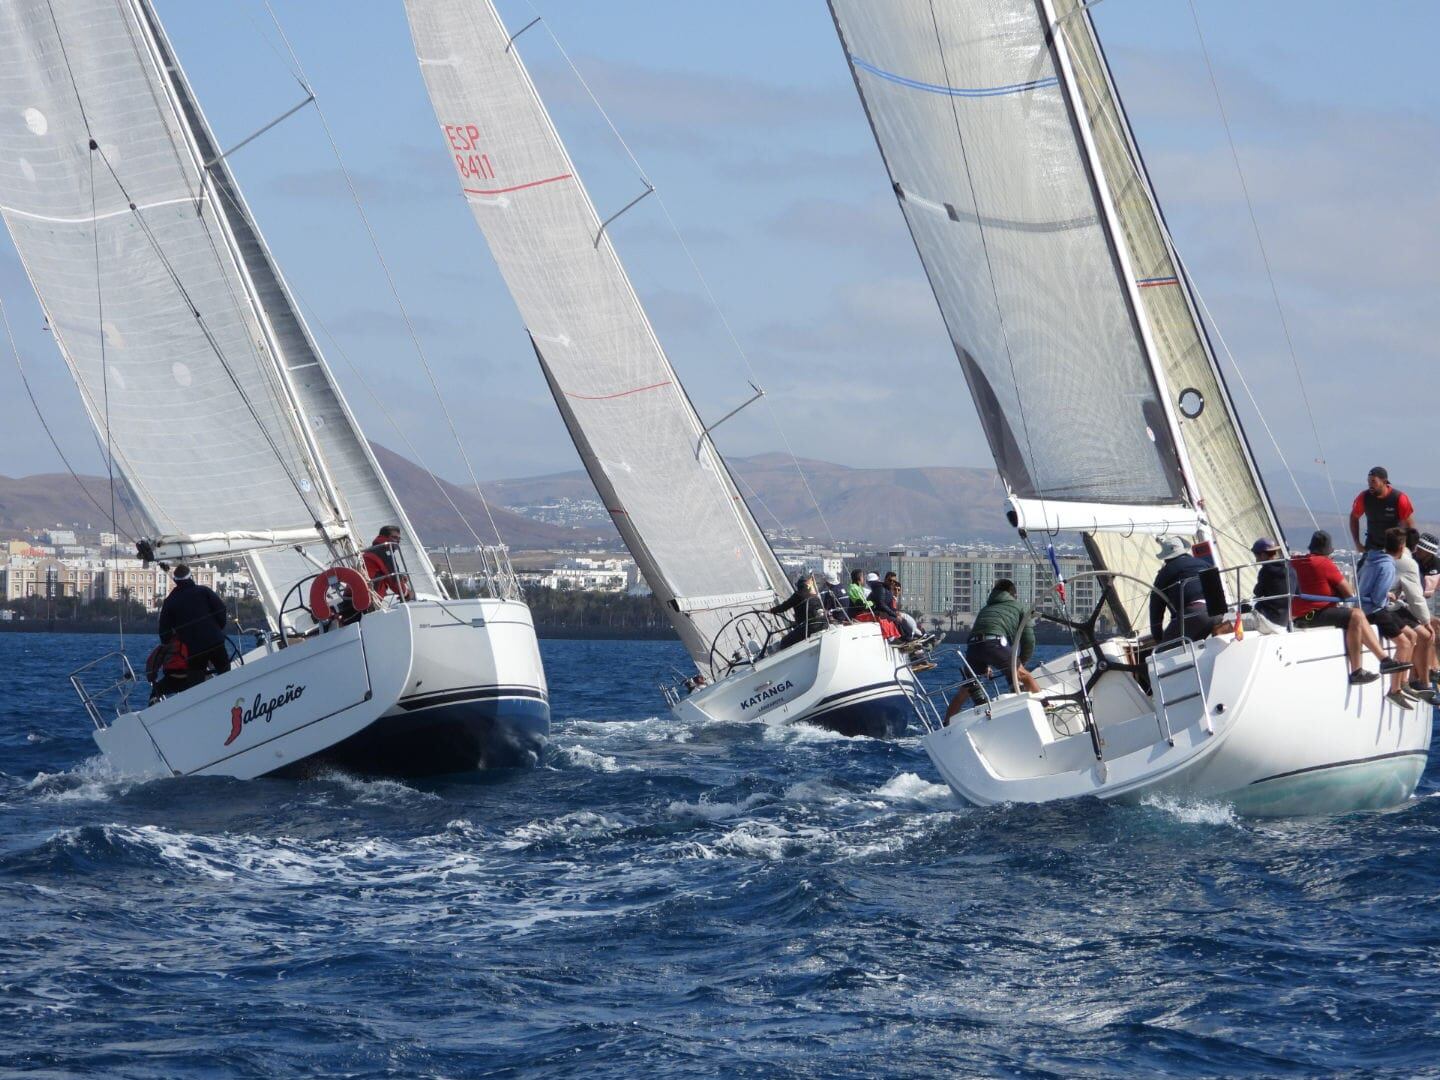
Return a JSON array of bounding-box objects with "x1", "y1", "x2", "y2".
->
[
  {"x1": 944, "y1": 579, "x2": 1038, "y2": 719},
  {"x1": 769, "y1": 574, "x2": 827, "y2": 652},
  {"x1": 1290, "y1": 529, "x2": 1403, "y2": 686},
  {"x1": 1148, "y1": 536, "x2": 1218, "y2": 643},
  {"x1": 363, "y1": 525, "x2": 414, "y2": 600},
  {"x1": 1349, "y1": 466, "x2": 1415, "y2": 555},
  {"x1": 846, "y1": 569, "x2": 873, "y2": 618},
  {"x1": 157, "y1": 564, "x2": 230, "y2": 681},
  {"x1": 1250, "y1": 537, "x2": 1296, "y2": 628}
]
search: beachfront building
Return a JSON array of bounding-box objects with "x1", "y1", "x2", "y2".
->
[{"x1": 872, "y1": 550, "x2": 1100, "y2": 629}]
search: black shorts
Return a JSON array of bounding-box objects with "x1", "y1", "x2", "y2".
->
[
  {"x1": 965, "y1": 640, "x2": 1015, "y2": 685},
  {"x1": 1392, "y1": 608, "x2": 1423, "y2": 630},
  {"x1": 1368, "y1": 609, "x2": 1407, "y2": 640},
  {"x1": 1296, "y1": 605, "x2": 1351, "y2": 630}
]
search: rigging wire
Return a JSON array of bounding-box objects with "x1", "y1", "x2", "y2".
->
[
  {"x1": 0, "y1": 297, "x2": 139, "y2": 543},
  {"x1": 88, "y1": 143, "x2": 124, "y2": 652},
  {"x1": 261, "y1": 2, "x2": 509, "y2": 553},
  {"x1": 522, "y1": 1, "x2": 840, "y2": 551},
  {"x1": 44, "y1": 0, "x2": 129, "y2": 648},
  {"x1": 1184, "y1": 0, "x2": 1342, "y2": 524}
]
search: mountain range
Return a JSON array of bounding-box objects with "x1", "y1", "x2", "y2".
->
[{"x1": 2, "y1": 444, "x2": 1433, "y2": 552}]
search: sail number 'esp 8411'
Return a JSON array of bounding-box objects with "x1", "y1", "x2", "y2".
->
[{"x1": 445, "y1": 123, "x2": 495, "y2": 183}]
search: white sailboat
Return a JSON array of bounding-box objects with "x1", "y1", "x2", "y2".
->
[
  {"x1": 828, "y1": 0, "x2": 1431, "y2": 813},
  {"x1": 0, "y1": 0, "x2": 548, "y2": 778},
  {"x1": 402, "y1": 0, "x2": 928, "y2": 738}
]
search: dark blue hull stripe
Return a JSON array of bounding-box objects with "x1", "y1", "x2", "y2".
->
[
  {"x1": 275, "y1": 695, "x2": 550, "y2": 778},
  {"x1": 804, "y1": 683, "x2": 911, "y2": 740},
  {"x1": 1250, "y1": 749, "x2": 1428, "y2": 786}
]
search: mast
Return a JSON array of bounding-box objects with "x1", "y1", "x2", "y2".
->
[{"x1": 1036, "y1": 0, "x2": 1208, "y2": 545}]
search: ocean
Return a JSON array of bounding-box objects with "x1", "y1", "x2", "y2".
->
[{"x1": 2, "y1": 633, "x2": 1438, "y2": 1077}]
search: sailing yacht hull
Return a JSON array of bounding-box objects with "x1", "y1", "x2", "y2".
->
[
  {"x1": 923, "y1": 628, "x2": 1432, "y2": 817},
  {"x1": 92, "y1": 598, "x2": 549, "y2": 780},
  {"x1": 672, "y1": 622, "x2": 917, "y2": 739}
]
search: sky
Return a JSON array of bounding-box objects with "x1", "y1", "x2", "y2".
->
[{"x1": 0, "y1": 0, "x2": 1435, "y2": 522}]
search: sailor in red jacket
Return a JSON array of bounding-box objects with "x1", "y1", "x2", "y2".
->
[{"x1": 362, "y1": 525, "x2": 414, "y2": 601}]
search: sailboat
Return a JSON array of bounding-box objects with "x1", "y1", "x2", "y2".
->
[
  {"x1": 827, "y1": 0, "x2": 1431, "y2": 813},
  {"x1": 0, "y1": 0, "x2": 548, "y2": 778},
  {"x1": 401, "y1": 0, "x2": 928, "y2": 738}
]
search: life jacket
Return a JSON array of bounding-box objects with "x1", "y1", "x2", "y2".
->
[
  {"x1": 145, "y1": 639, "x2": 189, "y2": 684},
  {"x1": 1362, "y1": 488, "x2": 1405, "y2": 549},
  {"x1": 362, "y1": 539, "x2": 410, "y2": 599}
]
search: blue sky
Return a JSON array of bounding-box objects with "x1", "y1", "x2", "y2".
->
[{"x1": 1, "y1": 1, "x2": 1435, "y2": 523}]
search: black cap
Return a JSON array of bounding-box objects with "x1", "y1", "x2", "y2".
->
[
  {"x1": 1308, "y1": 530, "x2": 1334, "y2": 556},
  {"x1": 1418, "y1": 532, "x2": 1440, "y2": 557},
  {"x1": 1368, "y1": 466, "x2": 1389, "y2": 481}
]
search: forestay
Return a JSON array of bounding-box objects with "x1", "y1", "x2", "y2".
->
[
  {"x1": 404, "y1": 0, "x2": 789, "y2": 668},
  {"x1": 0, "y1": 0, "x2": 436, "y2": 620},
  {"x1": 827, "y1": 0, "x2": 1195, "y2": 533}
]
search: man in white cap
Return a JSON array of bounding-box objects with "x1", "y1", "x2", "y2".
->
[{"x1": 1148, "y1": 536, "x2": 1216, "y2": 643}]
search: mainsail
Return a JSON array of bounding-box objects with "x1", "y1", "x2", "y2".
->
[
  {"x1": 0, "y1": 0, "x2": 438, "y2": 620},
  {"x1": 403, "y1": 0, "x2": 790, "y2": 667},
  {"x1": 828, "y1": 0, "x2": 1280, "y2": 626}
]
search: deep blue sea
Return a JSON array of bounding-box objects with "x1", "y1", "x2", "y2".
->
[{"x1": 3, "y1": 633, "x2": 1439, "y2": 1077}]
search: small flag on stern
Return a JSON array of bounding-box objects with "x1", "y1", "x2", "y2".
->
[{"x1": 1047, "y1": 544, "x2": 1066, "y2": 605}]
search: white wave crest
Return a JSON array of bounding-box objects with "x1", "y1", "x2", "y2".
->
[
  {"x1": 553, "y1": 746, "x2": 634, "y2": 773},
  {"x1": 871, "y1": 772, "x2": 956, "y2": 808},
  {"x1": 24, "y1": 756, "x2": 137, "y2": 804},
  {"x1": 501, "y1": 810, "x2": 627, "y2": 850},
  {"x1": 1140, "y1": 794, "x2": 1239, "y2": 826},
  {"x1": 665, "y1": 792, "x2": 771, "y2": 821}
]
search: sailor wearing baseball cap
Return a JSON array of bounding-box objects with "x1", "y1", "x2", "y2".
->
[{"x1": 1249, "y1": 537, "x2": 1295, "y2": 628}]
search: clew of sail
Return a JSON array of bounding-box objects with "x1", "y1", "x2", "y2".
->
[
  {"x1": 403, "y1": 0, "x2": 789, "y2": 669},
  {"x1": 0, "y1": 0, "x2": 437, "y2": 622}
]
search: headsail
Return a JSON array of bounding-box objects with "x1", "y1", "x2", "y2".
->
[
  {"x1": 403, "y1": 0, "x2": 789, "y2": 668},
  {"x1": 1047, "y1": 0, "x2": 1281, "y2": 616},
  {"x1": 0, "y1": 0, "x2": 437, "y2": 621},
  {"x1": 829, "y1": 0, "x2": 1280, "y2": 627}
]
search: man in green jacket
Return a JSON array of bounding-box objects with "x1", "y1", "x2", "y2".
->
[{"x1": 945, "y1": 579, "x2": 1040, "y2": 720}]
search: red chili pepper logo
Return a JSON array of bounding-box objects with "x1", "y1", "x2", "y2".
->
[{"x1": 225, "y1": 698, "x2": 244, "y2": 746}]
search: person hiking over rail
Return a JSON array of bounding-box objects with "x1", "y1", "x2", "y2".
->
[{"x1": 944, "y1": 579, "x2": 1038, "y2": 720}]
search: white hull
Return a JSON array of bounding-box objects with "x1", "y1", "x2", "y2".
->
[
  {"x1": 93, "y1": 598, "x2": 549, "y2": 780},
  {"x1": 924, "y1": 627, "x2": 1432, "y2": 817},
  {"x1": 673, "y1": 622, "x2": 918, "y2": 738}
]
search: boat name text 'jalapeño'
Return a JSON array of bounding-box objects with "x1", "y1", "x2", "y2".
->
[
  {"x1": 225, "y1": 684, "x2": 306, "y2": 746},
  {"x1": 740, "y1": 680, "x2": 794, "y2": 712}
]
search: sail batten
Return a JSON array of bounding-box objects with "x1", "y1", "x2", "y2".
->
[{"x1": 404, "y1": 0, "x2": 789, "y2": 669}]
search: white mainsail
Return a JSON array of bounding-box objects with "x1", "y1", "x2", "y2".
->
[
  {"x1": 828, "y1": 0, "x2": 1281, "y2": 628},
  {"x1": 0, "y1": 0, "x2": 438, "y2": 620},
  {"x1": 403, "y1": 0, "x2": 790, "y2": 667}
]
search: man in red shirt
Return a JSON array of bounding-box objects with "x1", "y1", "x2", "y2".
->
[
  {"x1": 1349, "y1": 466, "x2": 1416, "y2": 555},
  {"x1": 1292, "y1": 529, "x2": 1407, "y2": 685}
]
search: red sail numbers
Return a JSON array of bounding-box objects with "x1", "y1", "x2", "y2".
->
[
  {"x1": 444, "y1": 120, "x2": 573, "y2": 197},
  {"x1": 445, "y1": 122, "x2": 495, "y2": 182}
]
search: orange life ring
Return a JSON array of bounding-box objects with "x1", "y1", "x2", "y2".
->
[{"x1": 309, "y1": 566, "x2": 374, "y2": 622}]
